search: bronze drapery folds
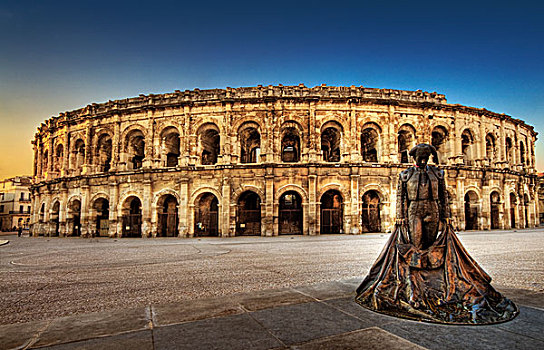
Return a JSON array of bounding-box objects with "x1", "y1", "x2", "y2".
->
[{"x1": 355, "y1": 144, "x2": 518, "y2": 324}]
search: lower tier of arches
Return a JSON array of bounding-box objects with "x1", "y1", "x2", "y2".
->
[{"x1": 30, "y1": 166, "x2": 539, "y2": 238}]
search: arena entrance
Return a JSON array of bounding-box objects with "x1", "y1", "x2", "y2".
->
[
  {"x1": 236, "y1": 191, "x2": 261, "y2": 236},
  {"x1": 509, "y1": 193, "x2": 517, "y2": 228},
  {"x1": 195, "y1": 193, "x2": 219, "y2": 236},
  {"x1": 157, "y1": 194, "x2": 178, "y2": 237},
  {"x1": 51, "y1": 201, "x2": 60, "y2": 236},
  {"x1": 94, "y1": 198, "x2": 110, "y2": 236},
  {"x1": 68, "y1": 199, "x2": 81, "y2": 236},
  {"x1": 464, "y1": 191, "x2": 479, "y2": 230},
  {"x1": 122, "y1": 196, "x2": 142, "y2": 237},
  {"x1": 320, "y1": 190, "x2": 343, "y2": 234},
  {"x1": 490, "y1": 192, "x2": 500, "y2": 230},
  {"x1": 279, "y1": 191, "x2": 303, "y2": 235},
  {"x1": 362, "y1": 191, "x2": 381, "y2": 233}
]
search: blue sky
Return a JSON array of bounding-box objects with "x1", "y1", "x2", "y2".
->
[{"x1": 0, "y1": 0, "x2": 542, "y2": 178}]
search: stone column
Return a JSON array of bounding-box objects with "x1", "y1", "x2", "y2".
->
[
  {"x1": 178, "y1": 178, "x2": 189, "y2": 237},
  {"x1": 81, "y1": 182, "x2": 90, "y2": 237},
  {"x1": 350, "y1": 172, "x2": 360, "y2": 234},
  {"x1": 111, "y1": 117, "x2": 121, "y2": 172},
  {"x1": 386, "y1": 106, "x2": 396, "y2": 163},
  {"x1": 59, "y1": 188, "x2": 68, "y2": 236},
  {"x1": 221, "y1": 176, "x2": 231, "y2": 237},
  {"x1": 62, "y1": 132, "x2": 69, "y2": 177},
  {"x1": 144, "y1": 111, "x2": 155, "y2": 168},
  {"x1": 481, "y1": 187, "x2": 490, "y2": 230},
  {"x1": 142, "y1": 179, "x2": 153, "y2": 237},
  {"x1": 83, "y1": 123, "x2": 92, "y2": 174},
  {"x1": 109, "y1": 181, "x2": 119, "y2": 238},
  {"x1": 499, "y1": 119, "x2": 506, "y2": 165},
  {"x1": 265, "y1": 169, "x2": 275, "y2": 236},
  {"x1": 307, "y1": 101, "x2": 318, "y2": 162},
  {"x1": 308, "y1": 170, "x2": 317, "y2": 235},
  {"x1": 349, "y1": 102, "x2": 359, "y2": 163},
  {"x1": 47, "y1": 138, "x2": 54, "y2": 179}
]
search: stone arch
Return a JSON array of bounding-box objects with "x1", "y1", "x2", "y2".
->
[
  {"x1": 275, "y1": 184, "x2": 309, "y2": 203},
  {"x1": 95, "y1": 132, "x2": 113, "y2": 172},
  {"x1": 123, "y1": 127, "x2": 146, "y2": 170},
  {"x1": 361, "y1": 189, "x2": 383, "y2": 233},
  {"x1": 461, "y1": 128, "x2": 476, "y2": 165},
  {"x1": 194, "y1": 191, "x2": 220, "y2": 237},
  {"x1": 320, "y1": 121, "x2": 343, "y2": 162},
  {"x1": 505, "y1": 136, "x2": 514, "y2": 164},
  {"x1": 192, "y1": 117, "x2": 224, "y2": 135},
  {"x1": 49, "y1": 198, "x2": 61, "y2": 236},
  {"x1": 431, "y1": 124, "x2": 450, "y2": 164},
  {"x1": 121, "y1": 124, "x2": 148, "y2": 142},
  {"x1": 320, "y1": 189, "x2": 344, "y2": 234},
  {"x1": 485, "y1": 132, "x2": 497, "y2": 162},
  {"x1": 156, "y1": 192, "x2": 179, "y2": 237},
  {"x1": 236, "y1": 190, "x2": 262, "y2": 236},
  {"x1": 361, "y1": 122, "x2": 382, "y2": 162},
  {"x1": 509, "y1": 192, "x2": 518, "y2": 228},
  {"x1": 190, "y1": 187, "x2": 223, "y2": 206},
  {"x1": 280, "y1": 121, "x2": 303, "y2": 163},
  {"x1": 53, "y1": 143, "x2": 64, "y2": 173},
  {"x1": 70, "y1": 138, "x2": 85, "y2": 171},
  {"x1": 159, "y1": 126, "x2": 181, "y2": 167},
  {"x1": 278, "y1": 190, "x2": 304, "y2": 235},
  {"x1": 90, "y1": 194, "x2": 110, "y2": 237},
  {"x1": 232, "y1": 185, "x2": 265, "y2": 205},
  {"x1": 196, "y1": 122, "x2": 220, "y2": 165},
  {"x1": 360, "y1": 183, "x2": 389, "y2": 203},
  {"x1": 464, "y1": 189, "x2": 480, "y2": 230},
  {"x1": 238, "y1": 121, "x2": 261, "y2": 164},
  {"x1": 489, "y1": 189, "x2": 502, "y2": 230},
  {"x1": 66, "y1": 195, "x2": 82, "y2": 236},
  {"x1": 153, "y1": 188, "x2": 181, "y2": 208},
  {"x1": 317, "y1": 183, "x2": 350, "y2": 205},
  {"x1": 520, "y1": 140, "x2": 526, "y2": 165},
  {"x1": 397, "y1": 123, "x2": 417, "y2": 163},
  {"x1": 120, "y1": 195, "x2": 143, "y2": 237}
]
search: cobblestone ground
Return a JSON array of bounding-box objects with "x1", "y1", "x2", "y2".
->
[{"x1": 1, "y1": 228, "x2": 542, "y2": 325}]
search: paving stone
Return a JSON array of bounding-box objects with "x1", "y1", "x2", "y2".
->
[
  {"x1": 291, "y1": 327, "x2": 427, "y2": 350},
  {"x1": 233, "y1": 288, "x2": 315, "y2": 312},
  {"x1": 35, "y1": 330, "x2": 153, "y2": 350},
  {"x1": 0, "y1": 320, "x2": 48, "y2": 350},
  {"x1": 152, "y1": 296, "x2": 242, "y2": 326},
  {"x1": 496, "y1": 305, "x2": 544, "y2": 341},
  {"x1": 292, "y1": 281, "x2": 356, "y2": 301},
  {"x1": 32, "y1": 307, "x2": 149, "y2": 348},
  {"x1": 381, "y1": 318, "x2": 544, "y2": 350},
  {"x1": 250, "y1": 301, "x2": 366, "y2": 345},
  {"x1": 495, "y1": 286, "x2": 544, "y2": 309},
  {"x1": 153, "y1": 313, "x2": 282, "y2": 350},
  {"x1": 323, "y1": 297, "x2": 398, "y2": 327}
]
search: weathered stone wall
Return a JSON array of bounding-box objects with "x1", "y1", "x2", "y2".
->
[{"x1": 30, "y1": 85, "x2": 539, "y2": 237}]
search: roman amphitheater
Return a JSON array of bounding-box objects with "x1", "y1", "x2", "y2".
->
[{"x1": 30, "y1": 85, "x2": 539, "y2": 238}]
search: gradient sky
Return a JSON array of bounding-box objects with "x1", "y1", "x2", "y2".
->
[{"x1": 1, "y1": 0, "x2": 542, "y2": 179}]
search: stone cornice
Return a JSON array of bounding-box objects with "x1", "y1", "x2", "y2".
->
[{"x1": 35, "y1": 84, "x2": 537, "y2": 138}]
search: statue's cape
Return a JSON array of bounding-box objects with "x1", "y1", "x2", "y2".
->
[{"x1": 355, "y1": 223, "x2": 518, "y2": 324}]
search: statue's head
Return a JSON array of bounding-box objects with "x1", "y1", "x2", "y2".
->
[{"x1": 409, "y1": 143, "x2": 438, "y2": 168}]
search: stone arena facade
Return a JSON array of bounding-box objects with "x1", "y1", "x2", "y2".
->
[{"x1": 30, "y1": 85, "x2": 539, "y2": 238}]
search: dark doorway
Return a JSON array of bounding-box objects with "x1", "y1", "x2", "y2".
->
[
  {"x1": 509, "y1": 193, "x2": 517, "y2": 229},
  {"x1": 362, "y1": 191, "x2": 381, "y2": 233},
  {"x1": 320, "y1": 190, "x2": 343, "y2": 234},
  {"x1": 524, "y1": 194, "x2": 529, "y2": 228},
  {"x1": 236, "y1": 191, "x2": 261, "y2": 235},
  {"x1": 195, "y1": 193, "x2": 219, "y2": 236},
  {"x1": 158, "y1": 194, "x2": 178, "y2": 237},
  {"x1": 279, "y1": 191, "x2": 303, "y2": 234},
  {"x1": 490, "y1": 192, "x2": 500, "y2": 230},
  {"x1": 464, "y1": 191, "x2": 478, "y2": 230},
  {"x1": 51, "y1": 201, "x2": 60, "y2": 236},
  {"x1": 122, "y1": 197, "x2": 142, "y2": 237},
  {"x1": 94, "y1": 198, "x2": 110, "y2": 236},
  {"x1": 69, "y1": 199, "x2": 81, "y2": 236}
]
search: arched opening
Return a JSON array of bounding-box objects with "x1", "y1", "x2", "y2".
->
[
  {"x1": 321, "y1": 127, "x2": 341, "y2": 162},
  {"x1": 68, "y1": 199, "x2": 81, "y2": 236},
  {"x1": 279, "y1": 191, "x2": 303, "y2": 234},
  {"x1": 464, "y1": 191, "x2": 479, "y2": 230},
  {"x1": 195, "y1": 193, "x2": 219, "y2": 236},
  {"x1": 523, "y1": 194, "x2": 530, "y2": 228},
  {"x1": 93, "y1": 198, "x2": 110, "y2": 237},
  {"x1": 485, "y1": 133, "x2": 496, "y2": 162},
  {"x1": 320, "y1": 190, "x2": 343, "y2": 234},
  {"x1": 281, "y1": 127, "x2": 301, "y2": 163},
  {"x1": 54, "y1": 144, "x2": 64, "y2": 173},
  {"x1": 96, "y1": 134, "x2": 112, "y2": 172},
  {"x1": 236, "y1": 191, "x2": 261, "y2": 235},
  {"x1": 361, "y1": 127, "x2": 379, "y2": 162},
  {"x1": 398, "y1": 124, "x2": 416, "y2": 163},
  {"x1": 39, "y1": 203, "x2": 46, "y2": 223},
  {"x1": 239, "y1": 126, "x2": 261, "y2": 164},
  {"x1": 50, "y1": 201, "x2": 60, "y2": 236},
  {"x1": 505, "y1": 137, "x2": 513, "y2": 164},
  {"x1": 431, "y1": 126, "x2": 449, "y2": 163},
  {"x1": 42, "y1": 150, "x2": 49, "y2": 175},
  {"x1": 520, "y1": 141, "x2": 526, "y2": 165},
  {"x1": 161, "y1": 127, "x2": 180, "y2": 167},
  {"x1": 461, "y1": 129, "x2": 475, "y2": 165},
  {"x1": 125, "y1": 130, "x2": 145, "y2": 170},
  {"x1": 157, "y1": 194, "x2": 178, "y2": 237},
  {"x1": 362, "y1": 191, "x2": 381, "y2": 233},
  {"x1": 509, "y1": 193, "x2": 517, "y2": 228},
  {"x1": 122, "y1": 196, "x2": 142, "y2": 237},
  {"x1": 198, "y1": 124, "x2": 220, "y2": 165},
  {"x1": 71, "y1": 139, "x2": 85, "y2": 171},
  {"x1": 490, "y1": 192, "x2": 500, "y2": 230}
]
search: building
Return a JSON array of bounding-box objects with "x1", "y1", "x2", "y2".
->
[
  {"x1": 0, "y1": 176, "x2": 32, "y2": 231},
  {"x1": 538, "y1": 173, "x2": 544, "y2": 226},
  {"x1": 30, "y1": 85, "x2": 539, "y2": 238}
]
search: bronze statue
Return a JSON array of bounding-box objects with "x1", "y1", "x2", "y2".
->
[{"x1": 356, "y1": 143, "x2": 518, "y2": 324}]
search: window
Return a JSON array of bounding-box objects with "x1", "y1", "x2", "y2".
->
[
  {"x1": 20, "y1": 192, "x2": 25, "y2": 200},
  {"x1": 27, "y1": 206, "x2": 31, "y2": 213},
  {"x1": 20, "y1": 205, "x2": 23, "y2": 213},
  {"x1": 0, "y1": 205, "x2": 4, "y2": 212}
]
